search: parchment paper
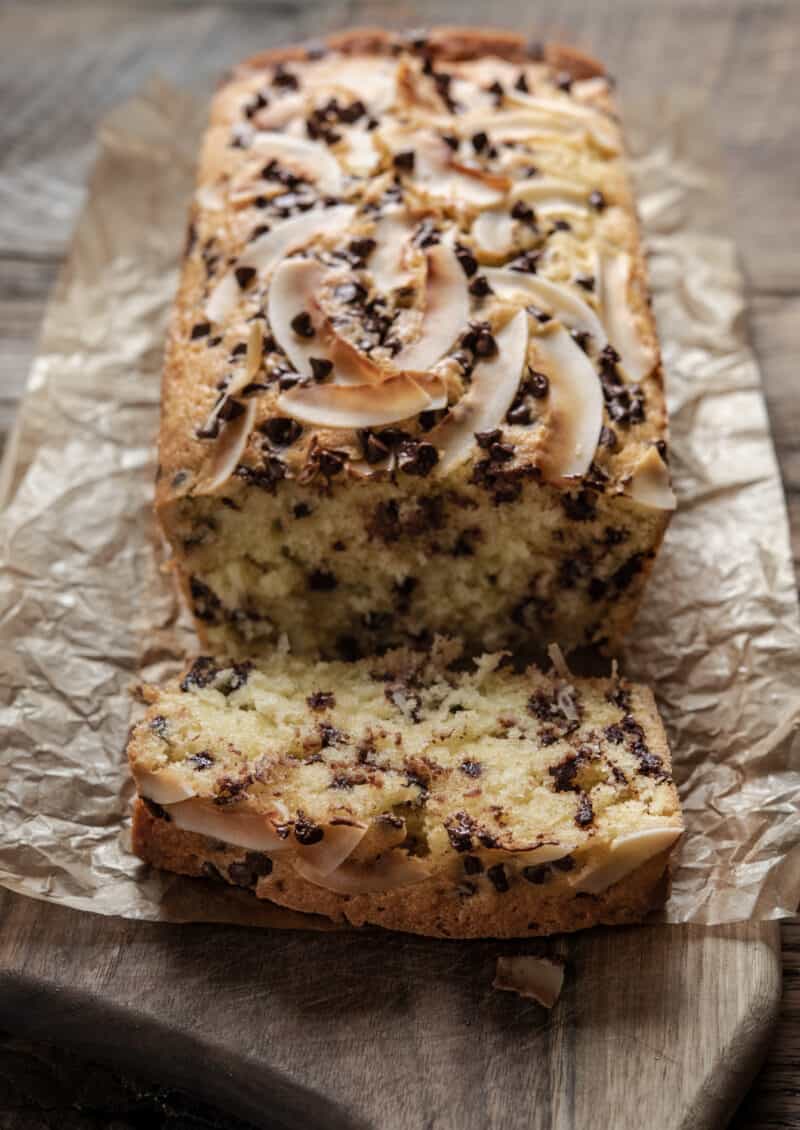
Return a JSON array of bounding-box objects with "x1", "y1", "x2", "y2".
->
[{"x1": 0, "y1": 81, "x2": 798, "y2": 926}]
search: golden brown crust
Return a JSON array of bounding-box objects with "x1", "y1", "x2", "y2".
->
[{"x1": 133, "y1": 798, "x2": 670, "y2": 938}]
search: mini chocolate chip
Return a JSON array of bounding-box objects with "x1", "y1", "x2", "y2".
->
[
  {"x1": 293, "y1": 503, "x2": 312, "y2": 519},
  {"x1": 393, "y1": 150, "x2": 415, "y2": 171},
  {"x1": 460, "y1": 759, "x2": 482, "y2": 778},
  {"x1": 555, "y1": 71, "x2": 573, "y2": 92},
  {"x1": 552, "y1": 218, "x2": 572, "y2": 232},
  {"x1": 527, "y1": 369, "x2": 550, "y2": 398},
  {"x1": 506, "y1": 401, "x2": 532, "y2": 426},
  {"x1": 358, "y1": 429, "x2": 391, "y2": 465},
  {"x1": 187, "y1": 751, "x2": 214, "y2": 770},
  {"x1": 469, "y1": 275, "x2": 493, "y2": 298},
  {"x1": 487, "y1": 863, "x2": 510, "y2": 892},
  {"x1": 511, "y1": 200, "x2": 536, "y2": 224},
  {"x1": 471, "y1": 130, "x2": 489, "y2": 153},
  {"x1": 575, "y1": 274, "x2": 595, "y2": 291},
  {"x1": 307, "y1": 691, "x2": 335, "y2": 710},
  {"x1": 576, "y1": 793, "x2": 594, "y2": 827},
  {"x1": 397, "y1": 440, "x2": 439, "y2": 477},
  {"x1": 249, "y1": 223, "x2": 270, "y2": 241},
  {"x1": 272, "y1": 64, "x2": 299, "y2": 91},
  {"x1": 294, "y1": 813, "x2": 324, "y2": 845},
  {"x1": 570, "y1": 329, "x2": 591, "y2": 353},
  {"x1": 290, "y1": 310, "x2": 315, "y2": 338},
  {"x1": 514, "y1": 72, "x2": 530, "y2": 93},
  {"x1": 218, "y1": 398, "x2": 245, "y2": 422},
  {"x1": 413, "y1": 218, "x2": 440, "y2": 247},
  {"x1": 234, "y1": 265, "x2": 256, "y2": 288},
  {"x1": 348, "y1": 236, "x2": 377, "y2": 261},
  {"x1": 260, "y1": 416, "x2": 303, "y2": 446},
  {"x1": 190, "y1": 322, "x2": 211, "y2": 340},
  {"x1": 309, "y1": 569, "x2": 337, "y2": 591},
  {"x1": 599, "y1": 425, "x2": 618, "y2": 451},
  {"x1": 589, "y1": 189, "x2": 606, "y2": 211},
  {"x1": 442, "y1": 133, "x2": 459, "y2": 150},
  {"x1": 475, "y1": 428, "x2": 503, "y2": 450},
  {"x1": 454, "y1": 243, "x2": 478, "y2": 277},
  {"x1": 317, "y1": 448, "x2": 347, "y2": 477},
  {"x1": 307, "y1": 356, "x2": 333, "y2": 382},
  {"x1": 510, "y1": 250, "x2": 541, "y2": 274},
  {"x1": 522, "y1": 864, "x2": 550, "y2": 885},
  {"x1": 207, "y1": 335, "x2": 223, "y2": 347},
  {"x1": 230, "y1": 342, "x2": 247, "y2": 358},
  {"x1": 463, "y1": 855, "x2": 483, "y2": 875}
]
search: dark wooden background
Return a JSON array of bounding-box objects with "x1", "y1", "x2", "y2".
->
[{"x1": 0, "y1": 1, "x2": 797, "y2": 1127}]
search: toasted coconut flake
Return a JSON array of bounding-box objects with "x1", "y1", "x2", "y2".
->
[
  {"x1": 572, "y1": 827, "x2": 682, "y2": 895},
  {"x1": 341, "y1": 126, "x2": 381, "y2": 176},
  {"x1": 511, "y1": 177, "x2": 592, "y2": 217},
  {"x1": 135, "y1": 767, "x2": 196, "y2": 806},
  {"x1": 495, "y1": 841, "x2": 575, "y2": 863},
  {"x1": 268, "y1": 257, "x2": 384, "y2": 386},
  {"x1": 195, "y1": 398, "x2": 256, "y2": 494},
  {"x1": 250, "y1": 131, "x2": 343, "y2": 194},
  {"x1": 471, "y1": 210, "x2": 515, "y2": 257},
  {"x1": 601, "y1": 251, "x2": 656, "y2": 382},
  {"x1": 428, "y1": 310, "x2": 528, "y2": 475},
  {"x1": 277, "y1": 374, "x2": 444, "y2": 429},
  {"x1": 625, "y1": 447, "x2": 677, "y2": 510},
  {"x1": 369, "y1": 207, "x2": 417, "y2": 294},
  {"x1": 244, "y1": 320, "x2": 264, "y2": 382},
  {"x1": 505, "y1": 90, "x2": 620, "y2": 153},
  {"x1": 547, "y1": 642, "x2": 572, "y2": 681},
  {"x1": 393, "y1": 242, "x2": 470, "y2": 372},
  {"x1": 531, "y1": 325, "x2": 603, "y2": 480},
  {"x1": 168, "y1": 798, "x2": 292, "y2": 853},
  {"x1": 397, "y1": 131, "x2": 508, "y2": 209},
  {"x1": 493, "y1": 956, "x2": 565, "y2": 1008},
  {"x1": 206, "y1": 205, "x2": 355, "y2": 323},
  {"x1": 195, "y1": 184, "x2": 225, "y2": 212},
  {"x1": 249, "y1": 92, "x2": 305, "y2": 130},
  {"x1": 485, "y1": 268, "x2": 606, "y2": 343},
  {"x1": 294, "y1": 820, "x2": 368, "y2": 875},
  {"x1": 294, "y1": 849, "x2": 431, "y2": 894}
]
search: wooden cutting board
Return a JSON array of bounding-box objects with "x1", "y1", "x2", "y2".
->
[{"x1": 0, "y1": 887, "x2": 781, "y2": 1130}]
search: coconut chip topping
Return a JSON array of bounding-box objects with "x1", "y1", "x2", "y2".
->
[
  {"x1": 178, "y1": 32, "x2": 670, "y2": 501},
  {"x1": 493, "y1": 954, "x2": 565, "y2": 1008}
]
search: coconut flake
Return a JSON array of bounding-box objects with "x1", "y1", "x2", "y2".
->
[
  {"x1": 428, "y1": 310, "x2": 528, "y2": 475},
  {"x1": 294, "y1": 820, "x2": 368, "y2": 875},
  {"x1": 625, "y1": 446, "x2": 677, "y2": 510},
  {"x1": 369, "y1": 208, "x2": 417, "y2": 294},
  {"x1": 531, "y1": 325, "x2": 604, "y2": 480},
  {"x1": 136, "y1": 767, "x2": 196, "y2": 806},
  {"x1": 471, "y1": 210, "x2": 515, "y2": 258},
  {"x1": 267, "y1": 257, "x2": 384, "y2": 386},
  {"x1": 505, "y1": 90, "x2": 620, "y2": 154},
  {"x1": 205, "y1": 205, "x2": 355, "y2": 323},
  {"x1": 571, "y1": 827, "x2": 682, "y2": 895},
  {"x1": 393, "y1": 242, "x2": 470, "y2": 372},
  {"x1": 168, "y1": 798, "x2": 292, "y2": 853},
  {"x1": 493, "y1": 956, "x2": 565, "y2": 1008},
  {"x1": 601, "y1": 251, "x2": 656, "y2": 382},
  {"x1": 249, "y1": 131, "x2": 343, "y2": 195},
  {"x1": 195, "y1": 398, "x2": 256, "y2": 494},
  {"x1": 485, "y1": 268, "x2": 606, "y2": 343},
  {"x1": 547, "y1": 642, "x2": 572, "y2": 681},
  {"x1": 294, "y1": 849, "x2": 431, "y2": 894},
  {"x1": 277, "y1": 374, "x2": 445, "y2": 429},
  {"x1": 340, "y1": 126, "x2": 381, "y2": 176}
]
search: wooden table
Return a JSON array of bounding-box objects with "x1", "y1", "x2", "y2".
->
[{"x1": 0, "y1": 1, "x2": 797, "y2": 1126}]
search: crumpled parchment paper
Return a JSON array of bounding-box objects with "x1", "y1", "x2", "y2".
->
[{"x1": 0, "y1": 81, "x2": 798, "y2": 926}]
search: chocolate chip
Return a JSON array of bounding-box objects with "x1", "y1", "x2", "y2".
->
[
  {"x1": 393, "y1": 150, "x2": 415, "y2": 171},
  {"x1": 454, "y1": 243, "x2": 478, "y2": 277},
  {"x1": 511, "y1": 200, "x2": 536, "y2": 225},
  {"x1": 260, "y1": 417, "x2": 303, "y2": 446},
  {"x1": 589, "y1": 189, "x2": 606, "y2": 211},
  {"x1": 576, "y1": 793, "x2": 594, "y2": 827},
  {"x1": 309, "y1": 357, "x2": 333, "y2": 382},
  {"x1": 397, "y1": 440, "x2": 439, "y2": 477},
  {"x1": 290, "y1": 310, "x2": 315, "y2": 338},
  {"x1": 348, "y1": 236, "x2": 377, "y2": 261},
  {"x1": 475, "y1": 428, "x2": 503, "y2": 450},
  {"x1": 551, "y1": 219, "x2": 572, "y2": 232},
  {"x1": 527, "y1": 369, "x2": 550, "y2": 398},
  {"x1": 272, "y1": 64, "x2": 299, "y2": 91},
  {"x1": 514, "y1": 72, "x2": 530, "y2": 93},
  {"x1": 217, "y1": 398, "x2": 245, "y2": 422},
  {"x1": 317, "y1": 448, "x2": 347, "y2": 477},
  {"x1": 488, "y1": 79, "x2": 504, "y2": 104},
  {"x1": 293, "y1": 503, "x2": 312, "y2": 519},
  {"x1": 599, "y1": 425, "x2": 618, "y2": 451},
  {"x1": 471, "y1": 130, "x2": 489, "y2": 153},
  {"x1": 555, "y1": 71, "x2": 573, "y2": 92},
  {"x1": 207, "y1": 335, "x2": 223, "y2": 348},
  {"x1": 229, "y1": 853, "x2": 273, "y2": 887},
  {"x1": 469, "y1": 275, "x2": 493, "y2": 297},
  {"x1": 446, "y1": 812, "x2": 476, "y2": 852},
  {"x1": 358, "y1": 429, "x2": 391, "y2": 465},
  {"x1": 249, "y1": 224, "x2": 270, "y2": 241},
  {"x1": 187, "y1": 751, "x2": 214, "y2": 770},
  {"x1": 570, "y1": 329, "x2": 591, "y2": 353},
  {"x1": 575, "y1": 274, "x2": 595, "y2": 291},
  {"x1": 562, "y1": 490, "x2": 597, "y2": 522},
  {"x1": 340, "y1": 99, "x2": 366, "y2": 123},
  {"x1": 506, "y1": 401, "x2": 532, "y2": 426},
  {"x1": 294, "y1": 813, "x2": 324, "y2": 845},
  {"x1": 307, "y1": 691, "x2": 335, "y2": 710},
  {"x1": 510, "y1": 250, "x2": 541, "y2": 274},
  {"x1": 309, "y1": 570, "x2": 337, "y2": 591},
  {"x1": 180, "y1": 656, "x2": 220, "y2": 692},
  {"x1": 459, "y1": 760, "x2": 482, "y2": 778},
  {"x1": 487, "y1": 863, "x2": 510, "y2": 893},
  {"x1": 233, "y1": 457, "x2": 286, "y2": 493},
  {"x1": 190, "y1": 322, "x2": 211, "y2": 340},
  {"x1": 234, "y1": 265, "x2": 256, "y2": 289},
  {"x1": 413, "y1": 219, "x2": 440, "y2": 247},
  {"x1": 244, "y1": 91, "x2": 269, "y2": 119},
  {"x1": 522, "y1": 864, "x2": 550, "y2": 885},
  {"x1": 463, "y1": 855, "x2": 483, "y2": 875},
  {"x1": 442, "y1": 133, "x2": 459, "y2": 150}
]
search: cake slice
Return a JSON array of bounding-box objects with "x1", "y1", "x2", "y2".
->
[
  {"x1": 157, "y1": 27, "x2": 674, "y2": 661},
  {"x1": 128, "y1": 642, "x2": 682, "y2": 937}
]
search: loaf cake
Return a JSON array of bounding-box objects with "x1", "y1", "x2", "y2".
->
[
  {"x1": 156, "y1": 27, "x2": 674, "y2": 660},
  {"x1": 128, "y1": 642, "x2": 682, "y2": 937}
]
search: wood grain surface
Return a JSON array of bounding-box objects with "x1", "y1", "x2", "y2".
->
[{"x1": 0, "y1": 2, "x2": 797, "y2": 1128}]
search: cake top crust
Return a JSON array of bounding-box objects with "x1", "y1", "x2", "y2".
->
[{"x1": 158, "y1": 27, "x2": 672, "y2": 513}]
